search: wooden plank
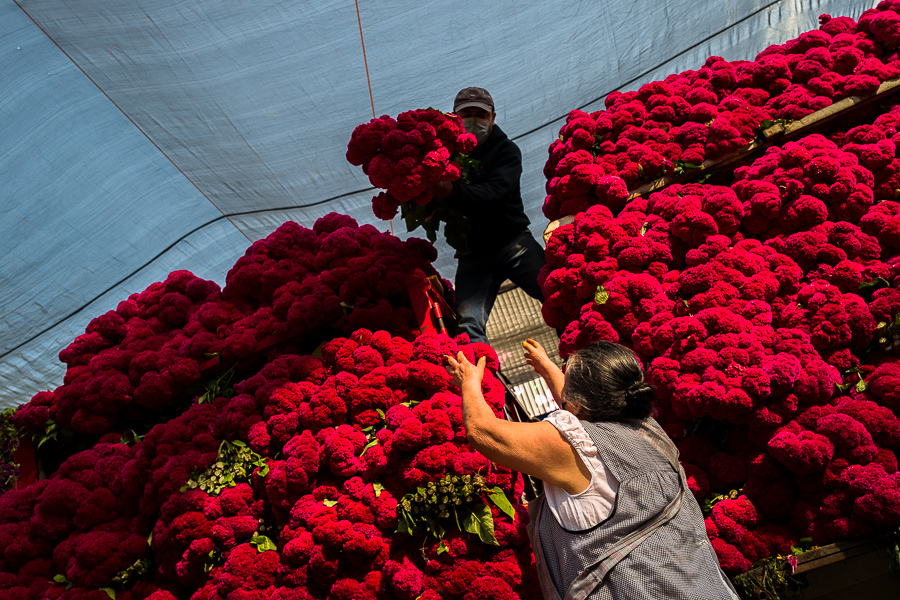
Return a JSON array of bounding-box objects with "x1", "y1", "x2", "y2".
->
[
  {"x1": 797, "y1": 543, "x2": 897, "y2": 599},
  {"x1": 764, "y1": 78, "x2": 900, "y2": 139},
  {"x1": 627, "y1": 77, "x2": 900, "y2": 200},
  {"x1": 793, "y1": 539, "x2": 875, "y2": 574}
]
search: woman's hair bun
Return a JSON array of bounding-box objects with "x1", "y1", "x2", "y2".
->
[
  {"x1": 623, "y1": 381, "x2": 656, "y2": 418},
  {"x1": 564, "y1": 341, "x2": 656, "y2": 421}
]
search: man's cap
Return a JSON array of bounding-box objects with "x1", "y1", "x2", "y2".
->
[{"x1": 454, "y1": 87, "x2": 494, "y2": 113}]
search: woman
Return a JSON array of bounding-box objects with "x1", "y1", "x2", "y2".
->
[{"x1": 446, "y1": 339, "x2": 740, "y2": 600}]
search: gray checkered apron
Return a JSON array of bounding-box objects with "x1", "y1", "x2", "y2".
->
[{"x1": 526, "y1": 417, "x2": 740, "y2": 600}]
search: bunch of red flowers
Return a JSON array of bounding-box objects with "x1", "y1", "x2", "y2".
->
[
  {"x1": 542, "y1": 1, "x2": 900, "y2": 222},
  {"x1": 347, "y1": 109, "x2": 477, "y2": 250}
]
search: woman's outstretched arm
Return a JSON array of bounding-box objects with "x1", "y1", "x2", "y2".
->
[
  {"x1": 522, "y1": 338, "x2": 565, "y2": 408},
  {"x1": 446, "y1": 352, "x2": 591, "y2": 495}
]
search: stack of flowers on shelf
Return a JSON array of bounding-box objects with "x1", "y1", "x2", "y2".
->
[
  {"x1": 543, "y1": 1, "x2": 900, "y2": 221},
  {"x1": 541, "y1": 17, "x2": 900, "y2": 574}
]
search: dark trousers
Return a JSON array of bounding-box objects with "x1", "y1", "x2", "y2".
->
[{"x1": 454, "y1": 230, "x2": 546, "y2": 344}]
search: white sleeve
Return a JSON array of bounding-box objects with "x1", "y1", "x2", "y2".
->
[{"x1": 542, "y1": 410, "x2": 619, "y2": 531}]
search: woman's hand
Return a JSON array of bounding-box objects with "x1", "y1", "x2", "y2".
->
[
  {"x1": 523, "y1": 338, "x2": 567, "y2": 408},
  {"x1": 446, "y1": 351, "x2": 486, "y2": 389},
  {"x1": 523, "y1": 338, "x2": 555, "y2": 378}
]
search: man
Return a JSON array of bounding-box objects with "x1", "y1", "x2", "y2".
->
[{"x1": 433, "y1": 87, "x2": 546, "y2": 345}]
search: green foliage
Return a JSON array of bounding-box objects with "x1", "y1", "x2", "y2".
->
[
  {"x1": 594, "y1": 285, "x2": 610, "y2": 305},
  {"x1": 702, "y1": 488, "x2": 741, "y2": 517},
  {"x1": 109, "y1": 556, "x2": 151, "y2": 592},
  {"x1": 836, "y1": 367, "x2": 868, "y2": 395},
  {"x1": 789, "y1": 537, "x2": 816, "y2": 556},
  {"x1": 396, "y1": 473, "x2": 515, "y2": 546},
  {"x1": 759, "y1": 118, "x2": 793, "y2": 132},
  {"x1": 359, "y1": 409, "x2": 385, "y2": 456},
  {"x1": 197, "y1": 365, "x2": 238, "y2": 404},
  {"x1": 733, "y1": 555, "x2": 800, "y2": 600},
  {"x1": 249, "y1": 532, "x2": 278, "y2": 552},
  {"x1": 673, "y1": 160, "x2": 703, "y2": 176},
  {"x1": 454, "y1": 155, "x2": 481, "y2": 185},
  {"x1": 0, "y1": 407, "x2": 23, "y2": 491},
  {"x1": 36, "y1": 418, "x2": 59, "y2": 450},
  {"x1": 400, "y1": 199, "x2": 473, "y2": 254},
  {"x1": 871, "y1": 311, "x2": 900, "y2": 355},
  {"x1": 181, "y1": 440, "x2": 269, "y2": 495},
  {"x1": 119, "y1": 430, "x2": 145, "y2": 446}
]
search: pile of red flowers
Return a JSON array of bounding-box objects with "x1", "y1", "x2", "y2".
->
[
  {"x1": 541, "y1": 39, "x2": 900, "y2": 577},
  {"x1": 3, "y1": 206, "x2": 540, "y2": 598},
  {"x1": 347, "y1": 109, "x2": 477, "y2": 250},
  {"x1": 542, "y1": 1, "x2": 900, "y2": 221},
  {"x1": 13, "y1": 214, "x2": 452, "y2": 442},
  {"x1": 1, "y1": 328, "x2": 537, "y2": 600}
]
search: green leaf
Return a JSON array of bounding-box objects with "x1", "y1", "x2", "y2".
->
[
  {"x1": 376, "y1": 408, "x2": 385, "y2": 420},
  {"x1": 855, "y1": 377, "x2": 868, "y2": 393},
  {"x1": 397, "y1": 509, "x2": 413, "y2": 535},
  {"x1": 860, "y1": 277, "x2": 890, "y2": 293},
  {"x1": 251, "y1": 533, "x2": 278, "y2": 552},
  {"x1": 836, "y1": 381, "x2": 854, "y2": 394},
  {"x1": 53, "y1": 574, "x2": 68, "y2": 584},
  {"x1": 487, "y1": 486, "x2": 515, "y2": 520},
  {"x1": 322, "y1": 498, "x2": 338, "y2": 507},
  {"x1": 453, "y1": 505, "x2": 463, "y2": 531},
  {"x1": 639, "y1": 221, "x2": 650, "y2": 236},
  {"x1": 256, "y1": 463, "x2": 270, "y2": 477},
  {"x1": 373, "y1": 482, "x2": 384, "y2": 498},
  {"x1": 231, "y1": 440, "x2": 246, "y2": 447},
  {"x1": 431, "y1": 519, "x2": 447, "y2": 540},
  {"x1": 437, "y1": 540, "x2": 449, "y2": 555},
  {"x1": 594, "y1": 285, "x2": 609, "y2": 305},
  {"x1": 100, "y1": 587, "x2": 116, "y2": 600},
  {"x1": 360, "y1": 439, "x2": 379, "y2": 456},
  {"x1": 460, "y1": 503, "x2": 499, "y2": 546}
]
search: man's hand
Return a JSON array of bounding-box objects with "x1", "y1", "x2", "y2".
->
[
  {"x1": 432, "y1": 180, "x2": 453, "y2": 198},
  {"x1": 446, "y1": 351, "x2": 485, "y2": 388},
  {"x1": 523, "y1": 338, "x2": 555, "y2": 378}
]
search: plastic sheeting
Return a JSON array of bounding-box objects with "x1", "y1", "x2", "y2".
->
[{"x1": 0, "y1": 0, "x2": 876, "y2": 408}]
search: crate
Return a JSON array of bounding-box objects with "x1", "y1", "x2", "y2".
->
[{"x1": 737, "y1": 539, "x2": 900, "y2": 599}]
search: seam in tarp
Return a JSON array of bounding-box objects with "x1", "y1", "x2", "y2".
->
[
  {"x1": 3, "y1": 0, "x2": 787, "y2": 363},
  {"x1": 11, "y1": 0, "x2": 253, "y2": 244}
]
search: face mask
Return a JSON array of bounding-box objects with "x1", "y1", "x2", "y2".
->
[{"x1": 462, "y1": 117, "x2": 491, "y2": 144}]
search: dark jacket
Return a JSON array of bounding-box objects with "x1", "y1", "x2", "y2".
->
[{"x1": 449, "y1": 124, "x2": 531, "y2": 255}]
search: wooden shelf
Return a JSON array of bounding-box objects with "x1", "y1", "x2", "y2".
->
[{"x1": 736, "y1": 539, "x2": 900, "y2": 600}]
